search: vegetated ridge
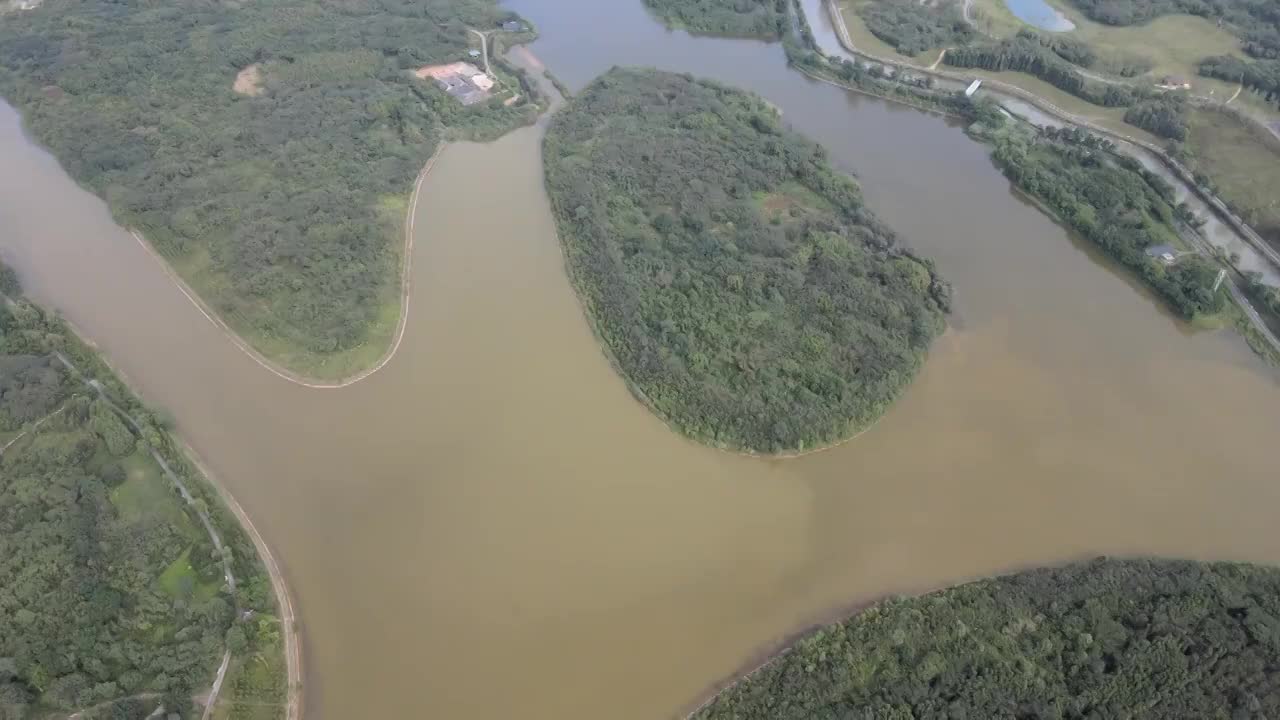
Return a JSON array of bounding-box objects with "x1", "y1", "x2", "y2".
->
[
  {"x1": 643, "y1": 0, "x2": 789, "y2": 39},
  {"x1": 543, "y1": 68, "x2": 949, "y2": 454},
  {"x1": 0, "y1": 264, "x2": 286, "y2": 719},
  {"x1": 693, "y1": 557, "x2": 1280, "y2": 719},
  {"x1": 0, "y1": 0, "x2": 541, "y2": 379}
]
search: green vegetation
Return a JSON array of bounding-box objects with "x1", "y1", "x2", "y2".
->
[
  {"x1": 856, "y1": 0, "x2": 974, "y2": 56},
  {"x1": 1182, "y1": 106, "x2": 1280, "y2": 245},
  {"x1": 0, "y1": 264, "x2": 284, "y2": 719},
  {"x1": 944, "y1": 33, "x2": 1147, "y2": 107},
  {"x1": 643, "y1": 0, "x2": 788, "y2": 38},
  {"x1": 1200, "y1": 55, "x2": 1280, "y2": 107},
  {"x1": 1124, "y1": 96, "x2": 1190, "y2": 140},
  {"x1": 979, "y1": 120, "x2": 1227, "y2": 320},
  {"x1": 544, "y1": 68, "x2": 948, "y2": 453},
  {"x1": 0, "y1": 0, "x2": 542, "y2": 380},
  {"x1": 694, "y1": 557, "x2": 1280, "y2": 719}
]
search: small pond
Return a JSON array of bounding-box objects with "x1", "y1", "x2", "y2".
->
[{"x1": 1003, "y1": 0, "x2": 1076, "y2": 32}]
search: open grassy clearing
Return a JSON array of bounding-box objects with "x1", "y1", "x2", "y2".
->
[
  {"x1": 158, "y1": 547, "x2": 224, "y2": 602},
  {"x1": 968, "y1": 0, "x2": 1244, "y2": 92},
  {"x1": 1186, "y1": 106, "x2": 1280, "y2": 246}
]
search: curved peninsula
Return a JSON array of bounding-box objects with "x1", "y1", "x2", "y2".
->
[
  {"x1": 0, "y1": 0, "x2": 542, "y2": 381},
  {"x1": 543, "y1": 68, "x2": 949, "y2": 454},
  {"x1": 0, "y1": 266, "x2": 292, "y2": 719},
  {"x1": 693, "y1": 557, "x2": 1280, "y2": 719}
]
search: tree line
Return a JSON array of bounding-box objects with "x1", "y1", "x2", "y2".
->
[
  {"x1": 643, "y1": 0, "x2": 788, "y2": 38},
  {"x1": 1124, "y1": 97, "x2": 1190, "y2": 140},
  {"x1": 1200, "y1": 55, "x2": 1280, "y2": 109},
  {"x1": 0, "y1": 263, "x2": 283, "y2": 719},
  {"x1": 543, "y1": 68, "x2": 948, "y2": 454},
  {"x1": 856, "y1": 0, "x2": 975, "y2": 56},
  {"x1": 694, "y1": 557, "x2": 1280, "y2": 719},
  {"x1": 944, "y1": 36, "x2": 1145, "y2": 107}
]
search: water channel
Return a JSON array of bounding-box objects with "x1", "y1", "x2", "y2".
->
[{"x1": 3, "y1": 0, "x2": 1280, "y2": 717}]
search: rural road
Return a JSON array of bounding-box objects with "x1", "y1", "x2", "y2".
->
[{"x1": 468, "y1": 28, "x2": 492, "y2": 75}]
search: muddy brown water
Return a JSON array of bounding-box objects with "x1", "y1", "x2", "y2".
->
[{"x1": 3, "y1": 0, "x2": 1280, "y2": 717}]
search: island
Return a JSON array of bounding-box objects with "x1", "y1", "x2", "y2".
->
[
  {"x1": 0, "y1": 0, "x2": 544, "y2": 381},
  {"x1": 644, "y1": 0, "x2": 789, "y2": 38},
  {"x1": 543, "y1": 68, "x2": 950, "y2": 454},
  {"x1": 693, "y1": 557, "x2": 1280, "y2": 718},
  {"x1": 0, "y1": 263, "x2": 291, "y2": 720}
]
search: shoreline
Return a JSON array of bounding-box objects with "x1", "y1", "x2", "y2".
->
[
  {"x1": 817, "y1": 0, "x2": 1280, "y2": 278},
  {"x1": 128, "y1": 143, "x2": 443, "y2": 390},
  {"x1": 180, "y1": 440, "x2": 303, "y2": 720}
]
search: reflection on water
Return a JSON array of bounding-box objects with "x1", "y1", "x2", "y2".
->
[
  {"x1": 2, "y1": 0, "x2": 1280, "y2": 717},
  {"x1": 1003, "y1": 0, "x2": 1076, "y2": 32}
]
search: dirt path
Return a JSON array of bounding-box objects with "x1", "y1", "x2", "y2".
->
[
  {"x1": 128, "y1": 144, "x2": 444, "y2": 390},
  {"x1": 468, "y1": 28, "x2": 492, "y2": 76},
  {"x1": 0, "y1": 402, "x2": 67, "y2": 455},
  {"x1": 184, "y1": 442, "x2": 303, "y2": 720},
  {"x1": 1225, "y1": 83, "x2": 1243, "y2": 105}
]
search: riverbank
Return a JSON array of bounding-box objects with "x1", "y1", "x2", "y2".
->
[
  {"x1": 126, "y1": 146, "x2": 442, "y2": 390},
  {"x1": 817, "y1": 0, "x2": 1280, "y2": 279},
  {"x1": 0, "y1": 287, "x2": 298, "y2": 719},
  {"x1": 687, "y1": 557, "x2": 1280, "y2": 718},
  {"x1": 788, "y1": 0, "x2": 1280, "y2": 358}
]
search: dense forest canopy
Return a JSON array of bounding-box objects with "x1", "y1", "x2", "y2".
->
[
  {"x1": 543, "y1": 68, "x2": 948, "y2": 453},
  {"x1": 855, "y1": 0, "x2": 974, "y2": 56},
  {"x1": 0, "y1": 265, "x2": 282, "y2": 719},
  {"x1": 0, "y1": 0, "x2": 538, "y2": 376},
  {"x1": 643, "y1": 0, "x2": 788, "y2": 38},
  {"x1": 984, "y1": 121, "x2": 1225, "y2": 320},
  {"x1": 694, "y1": 557, "x2": 1280, "y2": 719}
]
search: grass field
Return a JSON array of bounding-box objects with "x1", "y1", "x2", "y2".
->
[
  {"x1": 1186, "y1": 106, "x2": 1280, "y2": 246},
  {"x1": 968, "y1": 0, "x2": 1245, "y2": 93},
  {"x1": 112, "y1": 451, "x2": 197, "y2": 532},
  {"x1": 158, "y1": 546, "x2": 223, "y2": 602}
]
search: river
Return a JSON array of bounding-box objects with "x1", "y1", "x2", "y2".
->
[{"x1": 3, "y1": 0, "x2": 1280, "y2": 717}]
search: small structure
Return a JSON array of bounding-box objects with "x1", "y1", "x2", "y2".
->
[
  {"x1": 965, "y1": 79, "x2": 982, "y2": 98},
  {"x1": 1146, "y1": 244, "x2": 1179, "y2": 265},
  {"x1": 1157, "y1": 76, "x2": 1191, "y2": 91},
  {"x1": 502, "y1": 20, "x2": 525, "y2": 32},
  {"x1": 414, "y1": 61, "x2": 495, "y2": 105}
]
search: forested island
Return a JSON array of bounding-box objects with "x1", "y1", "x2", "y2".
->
[
  {"x1": 543, "y1": 69, "x2": 949, "y2": 454},
  {"x1": 644, "y1": 0, "x2": 788, "y2": 38},
  {"x1": 0, "y1": 0, "x2": 541, "y2": 379},
  {"x1": 694, "y1": 557, "x2": 1280, "y2": 719},
  {"x1": 0, "y1": 266, "x2": 286, "y2": 719}
]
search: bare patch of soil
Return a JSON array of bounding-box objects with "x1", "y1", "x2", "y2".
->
[{"x1": 233, "y1": 64, "x2": 264, "y2": 96}]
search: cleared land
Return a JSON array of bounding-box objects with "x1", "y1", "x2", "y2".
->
[{"x1": 232, "y1": 65, "x2": 263, "y2": 97}]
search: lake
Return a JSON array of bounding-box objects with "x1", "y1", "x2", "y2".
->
[
  {"x1": 2, "y1": 0, "x2": 1280, "y2": 717},
  {"x1": 1002, "y1": 0, "x2": 1077, "y2": 32}
]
